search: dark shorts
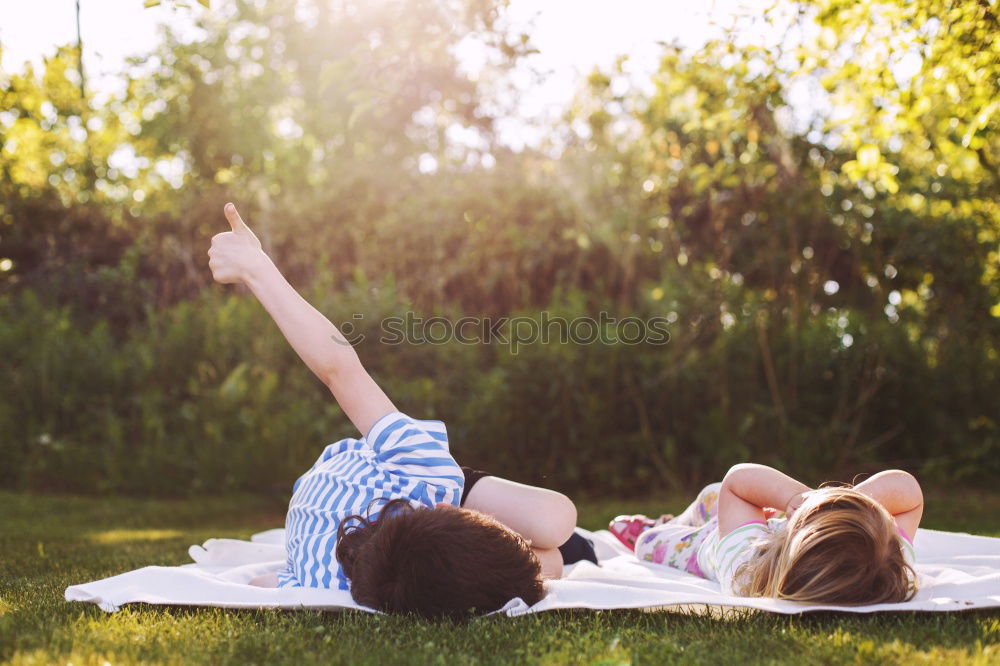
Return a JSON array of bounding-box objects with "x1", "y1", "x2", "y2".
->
[{"x1": 460, "y1": 465, "x2": 491, "y2": 505}]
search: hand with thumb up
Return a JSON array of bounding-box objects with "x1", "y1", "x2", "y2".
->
[{"x1": 208, "y1": 203, "x2": 268, "y2": 285}]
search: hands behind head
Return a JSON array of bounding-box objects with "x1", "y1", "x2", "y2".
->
[
  {"x1": 784, "y1": 490, "x2": 815, "y2": 518},
  {"x1": 207, "y1": 203, "x2": 267, "y2": 285}
]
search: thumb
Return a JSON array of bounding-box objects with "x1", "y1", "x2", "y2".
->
[
  {"x1": 224, "y1": 202, "x2": 262, "y2": 247},
  {"x1": 224, "y1": 202, "x2": 251, "y2": 233}
]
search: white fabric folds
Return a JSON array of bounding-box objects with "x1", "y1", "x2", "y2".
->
[{"x1": 65, "y1": 527, "x2": 1000, "y2": 615}]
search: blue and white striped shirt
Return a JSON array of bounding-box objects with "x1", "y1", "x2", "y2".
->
[{"x1": 276, "y1": 411, "x2": 464, "y2": 590}]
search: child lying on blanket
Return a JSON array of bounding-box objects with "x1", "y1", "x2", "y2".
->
[
  {"x1": 608, "y1": 463, "x2": 923, "y2": 605},
  {"x1": 208, "y1": 203, "x2": 593, "y2": 618}
]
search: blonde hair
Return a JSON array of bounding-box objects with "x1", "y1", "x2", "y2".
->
[{"x1": 735, "y1": 486, "x2": 917, "y2": 604}]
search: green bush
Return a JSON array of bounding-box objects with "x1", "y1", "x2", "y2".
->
[
  {"x1": 1, "y1": 0, "x2": 998, "y2": 497},
  {"x1": 2, "y1": 276, "x2": 997, "y2": 497}
]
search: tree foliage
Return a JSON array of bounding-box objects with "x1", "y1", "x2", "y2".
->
[{"x1": 0, "y1": 0, "x2": 997, "y2": 495}]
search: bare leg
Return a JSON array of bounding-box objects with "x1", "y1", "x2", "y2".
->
[
  {"x1": 670, "y1": 482, "x2": 723, "y2": 526},
  {"x1": 463, "y1": 476, "x2": 577, "y2": 551}
]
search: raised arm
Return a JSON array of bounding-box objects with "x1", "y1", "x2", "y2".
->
[
  {"x1": 207, "y1": 203, "x2": 394, "y2": 436},
  {"x1": 853, "y1": 469, "x2": 924, "y2": 541},
  {"x1": 718, "y1": 463, "x2": 812, "y2": 537}
]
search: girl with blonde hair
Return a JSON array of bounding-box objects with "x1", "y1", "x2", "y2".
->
[{"x1": 609, "y1": 464, "x2": 922, "y2": 604}]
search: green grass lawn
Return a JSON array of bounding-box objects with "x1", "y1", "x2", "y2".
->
[{"x1": 1, "y1": 490, "x2": 999, "y2": 665}]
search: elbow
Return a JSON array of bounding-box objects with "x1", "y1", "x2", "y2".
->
[
  {"x1": 554, "y1": 493, "x2": 579, "y2": 545},
  {"x1": 318, "y1": 360, "x2": 342, "y2": 390},
  {"x1": 321, "y1": 357, "x2": 365, "y2": 392},
  {"x1": 725, "y1": 463, "x2": 757, "y2": 478},
  {"x1": 320, "y1": 371, "x2": 339, "y2": 392},
  {"x1": 888, "y1": 469, "x2": 924, "y2": 507},
  {"x1": 721, "y1": 463, "x2": 753, "y2": 492},
  {"x1": 533, "y1": 492, "x2": 578, "y2": 550}
]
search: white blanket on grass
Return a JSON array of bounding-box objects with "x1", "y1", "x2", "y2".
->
[{"x1": 65, "y1": 527, "x2": 1000, "y2": 615}]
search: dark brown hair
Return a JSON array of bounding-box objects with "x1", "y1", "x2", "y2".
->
[{"x1": 336, "y1": 499, "x2": 545, "y2": 619}]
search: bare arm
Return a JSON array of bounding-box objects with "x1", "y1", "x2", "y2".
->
[
  {"x1": 853, "y1": 469, "x2": 924, "y2": 540},
  {"x1": 462, "y1": 476, "x2": 577, "y2": 550},
  {"x1": 208, "y1": 203, "x2": 394, "y2": 436},
  {"x1": 462, "y1": 477, "x2": 576, "y2": 580},
  {"x1": 718, "y1": 463, "x2": 811, "y2": 537}
]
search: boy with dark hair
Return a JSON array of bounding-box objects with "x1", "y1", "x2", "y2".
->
[{"x1": 208, "y1": 203, "x2": 588, "y2": 617}]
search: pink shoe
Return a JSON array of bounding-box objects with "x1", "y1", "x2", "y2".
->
[{"x1": 608, "y1": 514, "x2": 659, "y2": 551}]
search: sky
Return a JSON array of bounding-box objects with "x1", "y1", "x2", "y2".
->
[{"x1": 0, "y1": 0, "x2": 775, "y2": 148}]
